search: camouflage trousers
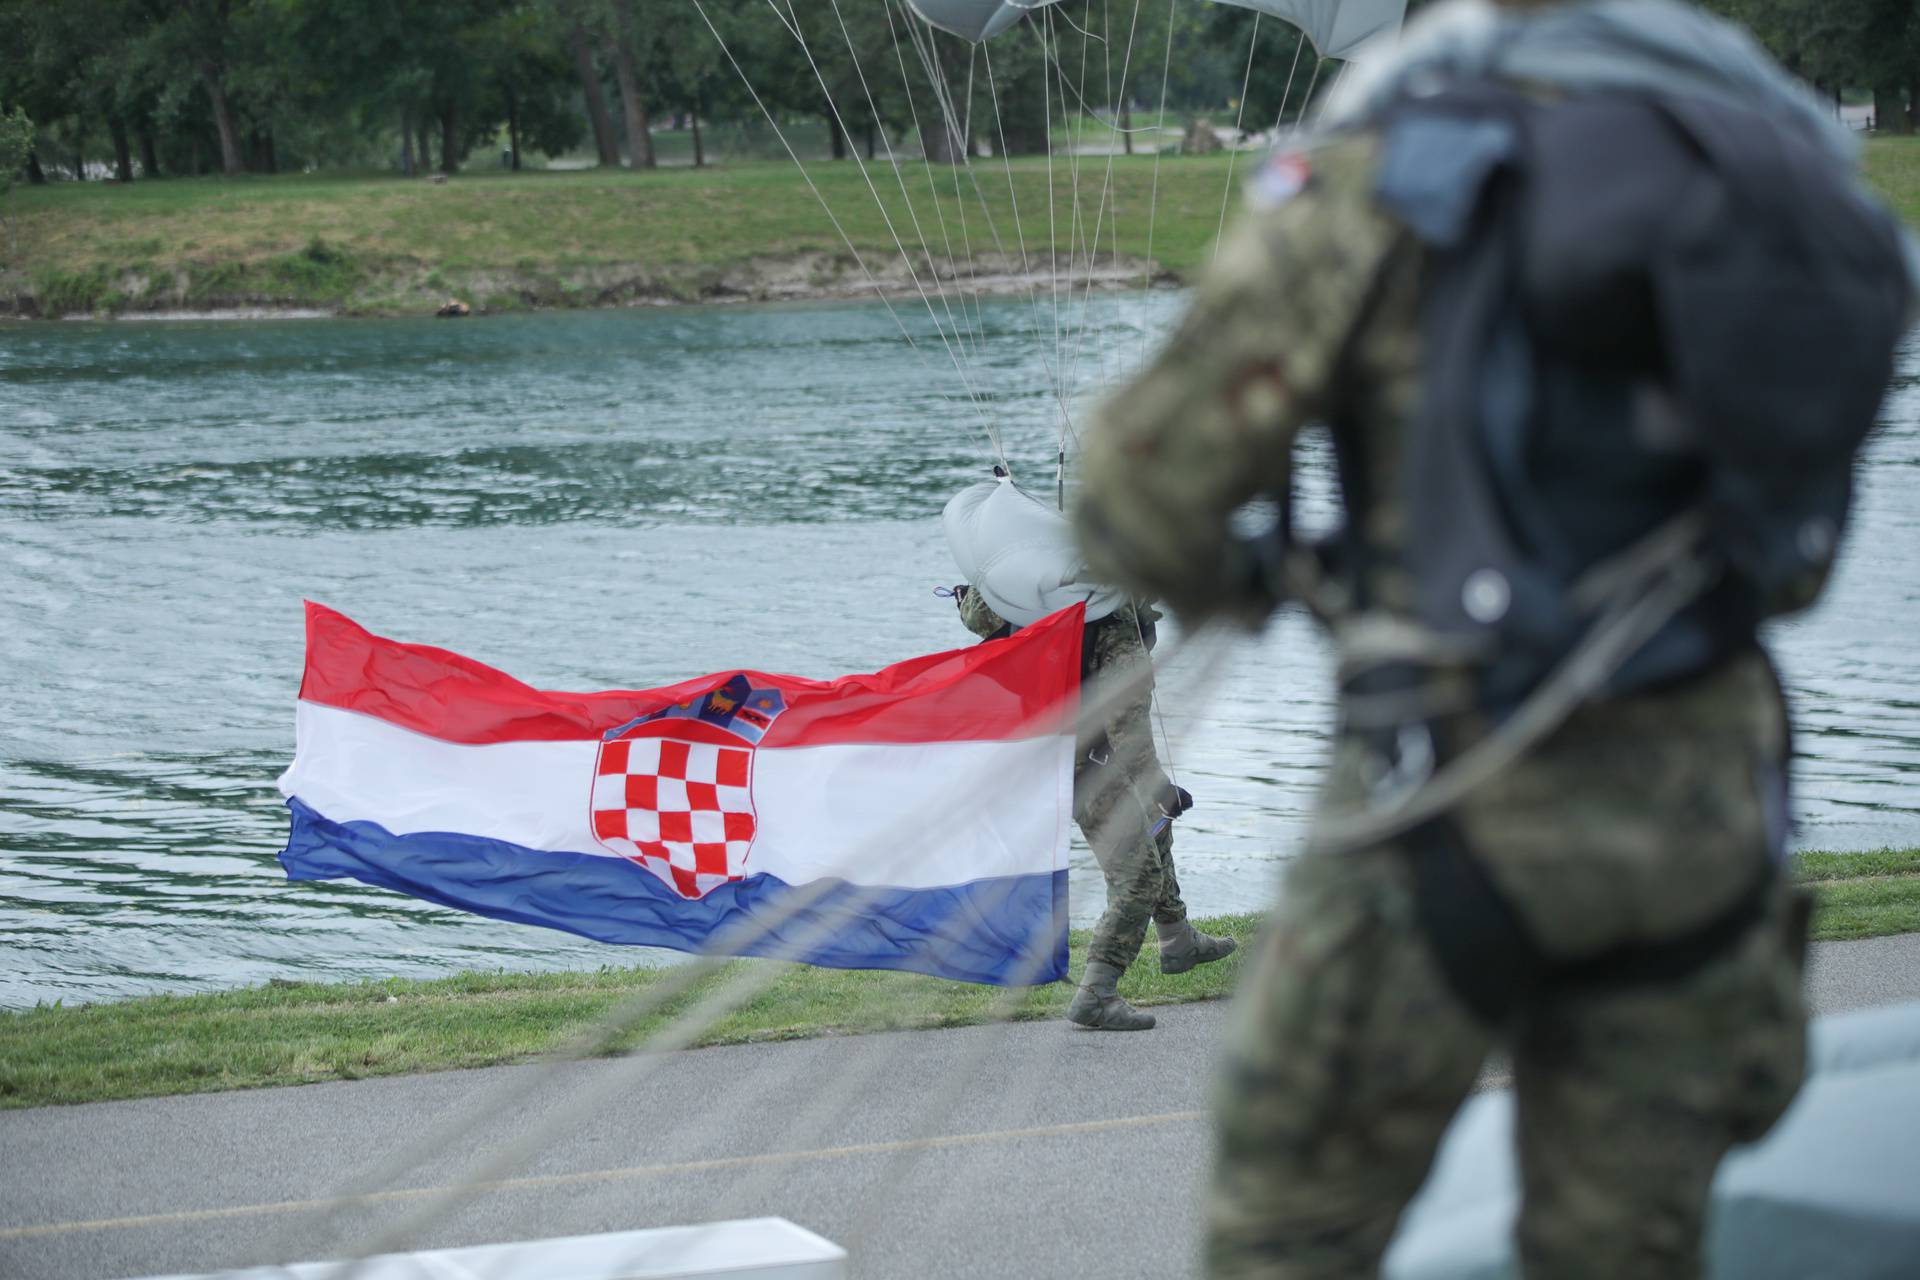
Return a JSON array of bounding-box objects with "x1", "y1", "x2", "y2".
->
[
  {"x1": 1075, "y1": 758, "x2": 1188, "y2": 972},
  {"x1": 1206, "y1": 843, "x2": 1809, "y2": 1278}
]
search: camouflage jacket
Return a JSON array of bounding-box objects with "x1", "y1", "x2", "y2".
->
[
  {"x1": 1073, "y1": 136, "x2": 1790, "y2": 960},
  {"x1": 956, "y1": 588, "x2": 1171, "y2": 796}
]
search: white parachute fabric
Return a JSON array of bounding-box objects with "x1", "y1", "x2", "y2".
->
[
  {"x1": 906, "y1": 0, "x2": 1408, "y2": 60},
  {"x1": 944, "y1": 477, "x2": 1127, "y2": 627}
]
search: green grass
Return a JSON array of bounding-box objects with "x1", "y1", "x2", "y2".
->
[
  {"x1": 1797, "y1": 847, "x2": 1920, "y2": 941},
  {"x1": 0, "y1": 151, "x2": 1238, "y2": 316},
  {"x1": 6, "y1": 134, "x2": 1913, "y2": 318},
  {"x1": 1863, "y1": 135, "x2": 1920, "y2": 226},
  {"x1": 0, "y1": 913, "x2": 1260, "y2": 1111},
  {"x1": 2, "y1": 848, "x2": 1915, "y2": 1111}
]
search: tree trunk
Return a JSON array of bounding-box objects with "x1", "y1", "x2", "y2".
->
[
  {"x1": 400, "y1": 109, "x2": 415, "y2": 176},
  {"x1": 609, "y1": 6, "x2": 656, "y2": 168},
  {"x1": 1910, "y1": 77, "x2": 1920, "y2": 130},
  {"x1": 138, "y1": 127, "x2": 160, "y2": 177},
  {"x1": 828, "y1": 112, "x2": 847, "y2": 159},
  {"x1": 417, "y1": 121, "x2": 433, "y2": 174},
  {"x1": 864, "y1": 121, "x2": 877, "y2": 160},
  {"x1": 72, "y1": 147, "x2": 85, "y2": 180},
  {"x1": 568, "y1": 23, "x2": 621, "y2": 167},
  {"x1": 1875, "y1": 85, "x2": 1912, "y2": 134},
  {"x1": 440, "y1": 103, "x2": 458, "y2": 174},
  {"x1": 26, "y1": 150, "x2": 46, "y2": 184},
  {"x1": 202, "y1": 71, "x2": 246, "y2": 174},
  {"x1": 690, "y1": 107, "x2": 704, "y2": 168},
  {"x1": 110, "y1": 115, "x2": 134, "y2": 182},
  {"x1": 1120, "y1": 100, "x2": 1134, "y2": 156},
  {"x1": 249, "y1": 128, "x2": 276, "y2": 174},
  {"x1": 922, "y1": 113, "x2": 967, "y2": 164},
  {"x1": 505, "y1": 86, "x2": 522, "y2": 170}
]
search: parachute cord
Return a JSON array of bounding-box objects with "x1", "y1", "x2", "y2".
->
[
  {"x1": 1040, "y1": 10, "x2": 1066, "y2": 421},
  {"x1": 1139, "y1": 0, "x2": 1178, "y2": 369},
  {"x1": 1214, "y1": 14, "x2": 1264, "y2": 266},
  {"x1": 912, "y1": 18, "x2": 1075, "y2": 437},
  {"x1": 879, "y1": 0, "x2": 986, "y2": 369},
  {"x1": 762, "y1": 0, "x2": 1007, "y2": 466},
  {"x1": 825, "y1": 0, "x2": 983, "y2": 379},
  {"x1": 687, "y1": 0, "x2": 982, "y2": 454},
  {"x1": 1057, "y1": 0, "x2": 1145, "y2": 441},
  {"x1": 1270, "y1": 32, "x2": 1307, "y2": 134},
  {"x1": 906, "y1": 9, "x2": 1073, "y2": 442},
  {"x1": 1311, "y1": 57, "x2": 1346, "y2": 126},
  {"x1": 1133, "y1": 603, "x2": 1181, "y2": 794}
]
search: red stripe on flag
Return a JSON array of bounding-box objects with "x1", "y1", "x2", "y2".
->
[{"x1": 296, "y1": 601, "x2": 1083, "y2": 748}]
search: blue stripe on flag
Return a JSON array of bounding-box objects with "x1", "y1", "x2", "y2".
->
[{"x1": 281, "y1": 798, "x2": 1068, "y2": 987}]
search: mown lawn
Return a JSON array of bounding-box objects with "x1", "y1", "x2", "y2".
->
[{"x1": 3, "y1": 848, "x2": 1915, "y2": 1111}]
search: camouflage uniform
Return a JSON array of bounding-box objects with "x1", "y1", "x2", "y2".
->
[
  {"x1": 956, "y1": 589, "x2": 1188, "y2": 972},
  {"x1": 1075, "y1": 135, "x2": 1809, "y2": 1277}
]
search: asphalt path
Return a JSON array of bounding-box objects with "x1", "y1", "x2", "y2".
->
[{"x1": 4, "y1": 933, "x2": 1919, "y2": 1280}]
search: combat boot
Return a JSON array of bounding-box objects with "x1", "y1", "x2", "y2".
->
[
  {"x1": 1157, "y1": 919, "x2": 1237, "y2": 975},
  {"x1": 1065, "y1": 960, "x2": 1156, "y2": 1031}
]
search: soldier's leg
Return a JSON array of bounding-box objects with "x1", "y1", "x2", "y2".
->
[
  {"x1": 1512, "y1": 889, "x2": 1809, "y2": 1279},
  {"x1": 1075, "y1": 770, "x2": 1165, "y2": 974},
  {"x1": 1152, "y1": 824, "x2": 1188, "y2": 926},
  {"x1": 1207, "y1": 847, "x2": 1492, "y2": 1278},
  {"x1": 1153, "y1": 824, "x2": 1239, "y2": 973},
  {"x1": 1068, "y1": 766, "x2": 1165, "y2": 1029}
]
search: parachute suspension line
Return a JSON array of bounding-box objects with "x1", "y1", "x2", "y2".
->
[
  {"x1": 906, "y1": 9, "x2": 1075, "y2": 457},
  {"x1": 879, "y1": 0, "x2": 986, "y2": 369},
  {"x1": 1132, "y1": 605, "x2": 1181, "y2": 793},
  {"x1": 1139, "y1": 0, "x2": 1179, "y2": 368},
  {"x1": 972, "y1": 36, "x2": 1082, "y2": 444},
  {"x1": 1270, "y1": 33, "x2": 1307, "y2": 134},
  {"x1": 1059, "y1": 0, "x2": 1145, "y2": 447},
  {"x1": 1039, "y1": 9, "x2": 1067, "y2": 425},
  {"x1": 1311, "y1": 56, "x2": 1346, "y2": 124},
  {"x1": 905, "y1": 5, "x2": 1062, "y2": 408},
  {"x1": 1214, "y1": 14, "x2": 1264, "y2": 266},
  {"x1": 822, "y1": 0, "x2": 982, "y2": 376},
  {"x1": 687, "y1": 0, "x2": 989, "y2": 455},
  {"x1": 761, "y1": 0, "x2": 1007, "y2": 468}
]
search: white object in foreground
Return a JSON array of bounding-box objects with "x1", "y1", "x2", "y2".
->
[
  {"x1": 1385, "y1": 1000, "x2": 1920, "y2": 1279},
  {"x1": 141, "y1": 1216, "x2": 847, "y2": 1280}
]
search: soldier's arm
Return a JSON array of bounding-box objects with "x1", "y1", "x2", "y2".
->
[
  {"x1": 1075, "y1": 138, "x2": 1404, "y2": 621},
  {"x1": 955, "y1": 586, "x2": 1012, "y2": 640}
]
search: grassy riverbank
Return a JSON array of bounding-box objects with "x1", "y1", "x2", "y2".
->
[
  {"x1": 3, "y1": 849, "x2": 1917, "y2": 1111},
  {"x1": 9, "y1": 135, "x2": 1912, "y2": 319},
  {"x1": 0, "y1": 151, "x2": 1229, "y2": 318}
]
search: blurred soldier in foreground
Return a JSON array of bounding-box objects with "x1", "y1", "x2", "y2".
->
[
  {"x1": 946, "y1": 476, "x2": 1235, "y2": 1031},
  {"x1": 1075, "y1": 0, "x2": 1912, "y2": 1273}
]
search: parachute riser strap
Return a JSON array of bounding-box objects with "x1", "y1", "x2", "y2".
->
[{"x1": 1301, "y1": 530, "x2": 1718, "y2": 858}]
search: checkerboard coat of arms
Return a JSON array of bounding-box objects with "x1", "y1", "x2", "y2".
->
[{"x1": 590, "y1": 674, "x2": 789, "y2": 899}]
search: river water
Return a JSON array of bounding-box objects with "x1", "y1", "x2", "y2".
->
[{"x1": 3, "y1": 299, "x2": 1917, "y2": 1008}]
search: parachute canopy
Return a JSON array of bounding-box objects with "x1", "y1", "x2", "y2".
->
[
  {"x1": 907, "y1": 0, "x2": 1408, "y2": 61},
  {"x1": 944, "y1": 477, "x2": 1127, "y2": 628}
]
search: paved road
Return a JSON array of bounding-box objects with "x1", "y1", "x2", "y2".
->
[{"x1": 5, "y1": 934, "x2": 1918, "y2": 1280}]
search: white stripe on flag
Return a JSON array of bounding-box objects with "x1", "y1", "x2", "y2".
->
[{"x1": 280, "y1": 701, "x2": 1072, "y2": 891}]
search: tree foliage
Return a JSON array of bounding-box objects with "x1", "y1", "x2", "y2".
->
[{"x1": 1, "y1": 0, "x2": 1895, "y2": 181}]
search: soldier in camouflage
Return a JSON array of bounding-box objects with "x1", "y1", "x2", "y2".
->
[
  {"x1": 953, "y1": 586, "x2": 1235, "y2": 1030},
  {"x1": 1067, "y1": 0, "x2": 1915, "y2": 1271}
]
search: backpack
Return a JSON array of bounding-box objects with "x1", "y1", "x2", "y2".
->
[{"x1": 1371, "y1": 85, "x2": 1910, "y2": 705}]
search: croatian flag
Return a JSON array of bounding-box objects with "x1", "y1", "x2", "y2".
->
[{"x1": 278, "y1": 603, "x2": 1079, "y2": 985}]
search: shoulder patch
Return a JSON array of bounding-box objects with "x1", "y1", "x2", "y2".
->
[{"x1": 1247, "y1": 150, "x2": 1314, "y2": 211}]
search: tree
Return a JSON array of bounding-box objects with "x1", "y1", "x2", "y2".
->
[{"x1": 0, "y1": 105, "x2": 32, "y2": 254}]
